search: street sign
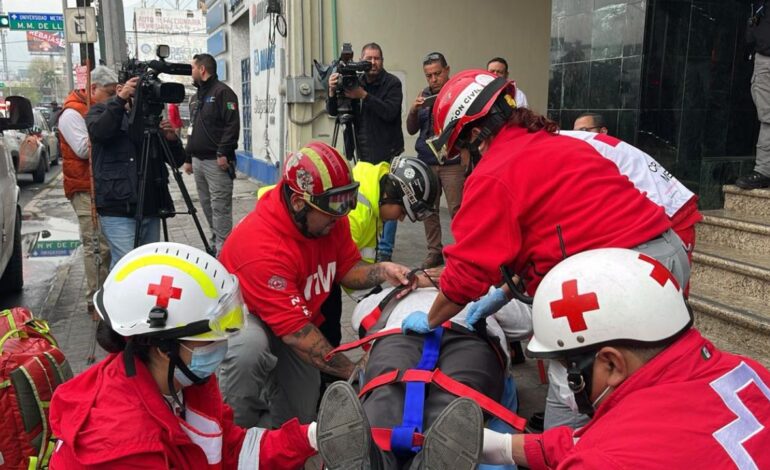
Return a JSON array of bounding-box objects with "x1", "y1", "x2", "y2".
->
[
  {"x1": 64, "y1": 7, "x2": 96, "y2": 44},
  {"x1": 8, "y1": 12, "x2": 64, "y2": 31},
  {"x1": 0, "y1": 16, "x2": 9, "y2": 28}
]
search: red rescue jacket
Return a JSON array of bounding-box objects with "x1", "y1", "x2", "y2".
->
[
  {"x1": 49, "y1": 353, "x2": 315, "y2": 469},
  {"x1": 524, "y1": 329, "x2": 770, "y2": 469}
]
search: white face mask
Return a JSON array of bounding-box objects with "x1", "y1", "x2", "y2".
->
[{"x1": 591, "y1": 385, "x2": 613, "y2": 409}]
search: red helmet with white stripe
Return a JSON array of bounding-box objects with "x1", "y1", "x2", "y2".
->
[
  {"x1": 429, "y1": 69, "x2": 517, "y2": 161},
  {"x1": 283, "y1": 142, "x2": 359, "y2": 216},
  {"x1": 527, "y1": 248, "x2": 692, "y2": 359}
]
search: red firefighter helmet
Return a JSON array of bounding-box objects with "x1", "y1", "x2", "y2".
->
[
  {"x1": 429, "y1": 69, "x2": 517, "y2": 161},
  {"x1": 283, "y1": 142, "x2": 360, "y2": 216}
]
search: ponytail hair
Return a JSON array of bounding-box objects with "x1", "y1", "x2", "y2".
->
[{"x1": 506, "y1": 107, "x2": 559, "y2": 135}]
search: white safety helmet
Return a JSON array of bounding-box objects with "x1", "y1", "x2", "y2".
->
[
  {"x1": 527, "y1": 248, "x2": 692, "y2": 359},
  {"x1": 94, "y1": 242, "x2": 246, "y2": 341}
]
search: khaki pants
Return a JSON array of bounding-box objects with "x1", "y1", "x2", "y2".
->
[
  {"x1": 70, "y1": 192, "x2": 110, "y2": 306},
  {"x1": 422, "y1": 164, "x2": 465, "y2": 254}
]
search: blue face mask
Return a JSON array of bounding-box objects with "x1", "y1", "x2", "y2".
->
[{"x1": 174, "y1": 340, "x2": 228, "y2": 387}]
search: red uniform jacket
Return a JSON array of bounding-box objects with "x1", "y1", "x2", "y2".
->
[
  {"x1": 524, "y1": 329, "x2": 770, "y2": 469},
  {"x1": 441, "y1": 125, "x2": 671, "y2": 305},
  {"x1": 49, "y1": 353, "x2": 315, "y2": 469},
  {"x1": 219, "y1": 182, "x2": 361, "y2": 337}
]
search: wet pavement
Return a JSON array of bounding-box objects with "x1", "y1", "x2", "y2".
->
[{"x1": 0, "y1": 165, "x2": 548, "y2": 435}]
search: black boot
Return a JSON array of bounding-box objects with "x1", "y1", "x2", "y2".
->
[
  {"x1": 318, "y1": 381, "x2": 384, "y2": 470},
  {"x1": 410, "y1": 398, "x2": 483, "y2": 470}
]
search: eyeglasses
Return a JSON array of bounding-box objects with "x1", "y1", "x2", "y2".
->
[{"x1": 423, "y1": 52, "x2": 445, "y2": 65}]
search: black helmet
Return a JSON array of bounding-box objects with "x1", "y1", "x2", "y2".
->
[{"x1": 381, "y1": 156, "x2": 439, "y2": 222}]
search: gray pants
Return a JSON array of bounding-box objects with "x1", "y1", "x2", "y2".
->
[
  {"x1": 363, "y1": 330, "x2": 505, "y2": 469},
  {"x1": 70, "y1": 192, "x2": 110, "y2": 306},
  {"x1": 753, "y1": 53, "x2": 770, "y2": 177},
  {"x1": 192, "y1": 157, "x2": 233, "y2": 252},
  {"x1": 544, "y1": 228, "x2": 690, "y2": 430},
  {"x1": 218, "y1": 314, "x2": 320, "y2": 429}
]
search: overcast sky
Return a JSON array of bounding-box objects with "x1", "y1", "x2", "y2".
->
[{"x1": 2, "y1": 0, "x2": 198, "y2": 72}]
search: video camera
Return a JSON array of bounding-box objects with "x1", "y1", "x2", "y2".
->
[
  {"x1": 119, "y1": 45, "x2": 191, "y2": 122},
  {"x1": 314, "y1": 43, "x2": 372, "y2": 115}
]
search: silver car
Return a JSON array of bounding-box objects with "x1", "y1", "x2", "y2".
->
[
  {"x1": 11, "y1": 108, "x2": 59, "y2": 183},
  {"x1": 1, "y1": 96, "x2": 35, "y2": 292}
]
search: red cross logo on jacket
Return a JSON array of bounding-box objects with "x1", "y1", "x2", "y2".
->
[
  {"x1": 550, "y1": 279, "x2": 600, "y2": 333},
  {"x1": 147, "y1": 275, "x2": 183, "y2": 308}
]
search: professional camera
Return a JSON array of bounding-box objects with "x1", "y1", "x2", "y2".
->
[
  {"x1": 314, "y1": 42, "x2": 372, "y2": 115},
  {"x1": 119, "y1": 45, "x2": 192, "y2": 127}
]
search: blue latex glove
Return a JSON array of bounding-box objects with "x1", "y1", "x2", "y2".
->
[
  {"x1": 466, "y1": 287, "x2": 509, "y2": 331},
  {"x1": 401, "y1": 310, "x2": 433, "y2": 334}
]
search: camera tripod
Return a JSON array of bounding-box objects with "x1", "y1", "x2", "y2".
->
[
  {"x1": 331, "y1": 105, "x2": 359, "y2": 163},
  {"x1": 134, "y1": 114, "x2": 214, "y2": 255}
]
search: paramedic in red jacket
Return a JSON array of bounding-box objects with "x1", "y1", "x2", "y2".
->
[
  {"x1": 49, "y1": 243, "x2": 317, "y2": 469},
  {"x1": 478, "y1": 248, "x2": 770, "y2": 469},
  {"x1": 401, "y1": 70, "x2": 689, "y2": 333}
]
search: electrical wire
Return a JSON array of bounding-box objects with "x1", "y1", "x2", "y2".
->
[{"x1": 259, "y1": 7, "x2": 287, "y2": 163}]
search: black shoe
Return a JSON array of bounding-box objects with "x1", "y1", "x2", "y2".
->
[
  {"x1": 525, "y1": 411, "x2": 545, "y2": 434},
  {"x1": 735, "y1": 172, "x2": 770, "y2": 190},
  {"x1": 414, "y1": 397, "x2": 483, "y2": 470},
  {"x1": 318, "y1": 382, "x2": 380, "y2": 470},
  {"x1": 375, "y1": 252, "x2": 392, "y2": 263}
]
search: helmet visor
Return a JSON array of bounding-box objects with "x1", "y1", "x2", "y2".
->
[
  {"x1": 306, "y1": 182, "x2": 360, "y2": 216},
  {"x1": 205, "y1": 276, "x2": 247, "y2": 337}
]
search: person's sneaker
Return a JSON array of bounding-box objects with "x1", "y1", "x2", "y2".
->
[
  {"x1": 415, "y1": 397, "x2": 483, "y2": 470},
  {"x1": 525, "y1": 411, "x2": 545, "y2": 434},
  {"x1": 318, "y1": 381, "x2": 379, "y2": 470},
  {"x1": 735, "y1": 171, "x2": 770, "y2": 190},
  {"x1": 375, "y1": 252, "x2": 392, "y2": 263},
  {"x1": 421, "y1": 252, "x2": 444, "y2": 270}
]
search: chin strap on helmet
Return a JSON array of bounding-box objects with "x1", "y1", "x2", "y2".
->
[
  {"x1": 158, "y1": 339, "x2": 209, "y2": 419},
  {"x1": 566, "y1": 352, "x2": 598, "y2": 417},
  {"x1": 463, "y1": 93, "x2": 517, "y2": 175},
  {"x1": 283, "y1": 184, "x2": 315, "y2": 238}
]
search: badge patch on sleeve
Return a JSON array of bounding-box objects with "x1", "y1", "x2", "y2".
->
[{"x1": 227, "y1": 102, "x2": 237, "y2": 110}]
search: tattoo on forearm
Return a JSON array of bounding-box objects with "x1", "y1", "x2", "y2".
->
[
  {"x1": 344, "y1": 264, "x2": 385, "y2": 290},
  {"x1": 287, "y1": 324, "x2": 354, "y2": 378}
]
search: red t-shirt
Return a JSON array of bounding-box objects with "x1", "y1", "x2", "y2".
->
[
  {"x1": 441, "y1": 125, "x2": 671, "y2": 305},
  {"x1": 523, "y1": 329, "x2": 770, "y2": 469},
  {"x1": 219, "y1": 183, "x2": 361, "y2": 336}
]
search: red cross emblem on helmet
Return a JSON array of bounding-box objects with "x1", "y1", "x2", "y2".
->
[
  {"x1": 147, "y1": 275, "x2": 183, "y2": 308},
  {"x1": 549, "y1": 279, "x2": 600, "y2": 333}
]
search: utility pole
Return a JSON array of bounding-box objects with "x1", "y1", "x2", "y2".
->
[
  {"x1": 99, "y1": 0, "x2": 126, "y2": 70},
  {"x1": 0, "y1": 0, "x2": 8, "y2": 81},
  {"x1": 62, "y1": 0, "x2": 74, "y2": 91}
]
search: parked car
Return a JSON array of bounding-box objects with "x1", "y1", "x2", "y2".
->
[
  {"x1": 10, "y1": 108, "x2": 59, "y2": 183},
  {"x1": 0, "y1": 96, "x2": 35, "y2": 293}
]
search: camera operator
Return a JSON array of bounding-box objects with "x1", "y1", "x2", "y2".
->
[
  {"x1": 326, "y1": 42, "x2": 404, "y2": 262},
  {"x1": 86, "y1": 75, "x2": 186, "y2": 268},
  {"x1": 183, "y1": 53, "x2": 240, "y2": 254}
]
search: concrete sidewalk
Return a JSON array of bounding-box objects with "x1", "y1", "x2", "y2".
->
[{"x1": 39, "y1": 168, "x2": 548, "y2": 429}]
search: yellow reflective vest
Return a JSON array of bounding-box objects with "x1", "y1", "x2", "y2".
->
[{"x1": 255, "y1": 160, "x2": 389, "y2": 263}]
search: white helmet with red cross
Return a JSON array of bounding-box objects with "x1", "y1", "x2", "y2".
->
[
  {"x1": 526, "y1": 248, "x2": 692, "y2": 358},
  {"x1": 94, "y1": 242, "x2": 246, "y2": 341}
]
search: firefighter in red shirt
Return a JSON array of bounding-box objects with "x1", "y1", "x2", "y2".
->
[
  {"x1": 400, "y1": 70, "x2": 690, "y2": 334},
  {"x1": 49, "y1": 243, "x2": 318, "y2": 469},
  {"x1": 218, "y1": 142, "x2": 419, "y2": 429},
  {"x1": 479, "y1": 248, "x2": 770, "y2": 469}
]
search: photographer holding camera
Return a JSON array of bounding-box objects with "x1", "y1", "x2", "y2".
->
[
  {"x1": 183, "y1": 53, "x2": 240, "y2": 254},
  {"x1": 87, "y1": 74, "x2": 187, "y2": 268},
  {"x1": 326, "y1": 42, "x2": 404, "y2": 262}
]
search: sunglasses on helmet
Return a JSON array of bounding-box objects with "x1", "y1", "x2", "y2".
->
[{"x1": 304, "y1": 182, "x2": 360, "y2": 217}]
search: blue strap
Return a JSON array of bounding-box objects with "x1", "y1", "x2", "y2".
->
[{"x1": 391, "y1": 327, "x2": 444, "y2": 455}]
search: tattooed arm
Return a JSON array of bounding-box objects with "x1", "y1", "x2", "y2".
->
[
  {"x1": 340, "y1": 261, "x2": 413, "y2": 291},
  {"x1": 282, "y1": 323, "x2": 356, "y2": 378}
]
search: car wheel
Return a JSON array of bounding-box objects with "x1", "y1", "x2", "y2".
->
[
  {"x1": 32, "y1": 152, "x2": 47, "y2": 183},
  {"x1": 0, "y1": 207, "x2": 24, "y2": 292}
]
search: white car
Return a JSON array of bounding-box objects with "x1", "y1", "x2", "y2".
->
[{"x1": 0, "y1": 96, "x2": 35, "y2": 292}]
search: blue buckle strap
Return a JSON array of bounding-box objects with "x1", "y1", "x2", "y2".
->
[{"x1": 391, "y1": 327, "x2": 444, "y2": 455}]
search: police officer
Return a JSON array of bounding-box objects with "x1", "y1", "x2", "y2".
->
[{"x1": 183, "y1": 53, "x2": 240, "y2": 253}]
